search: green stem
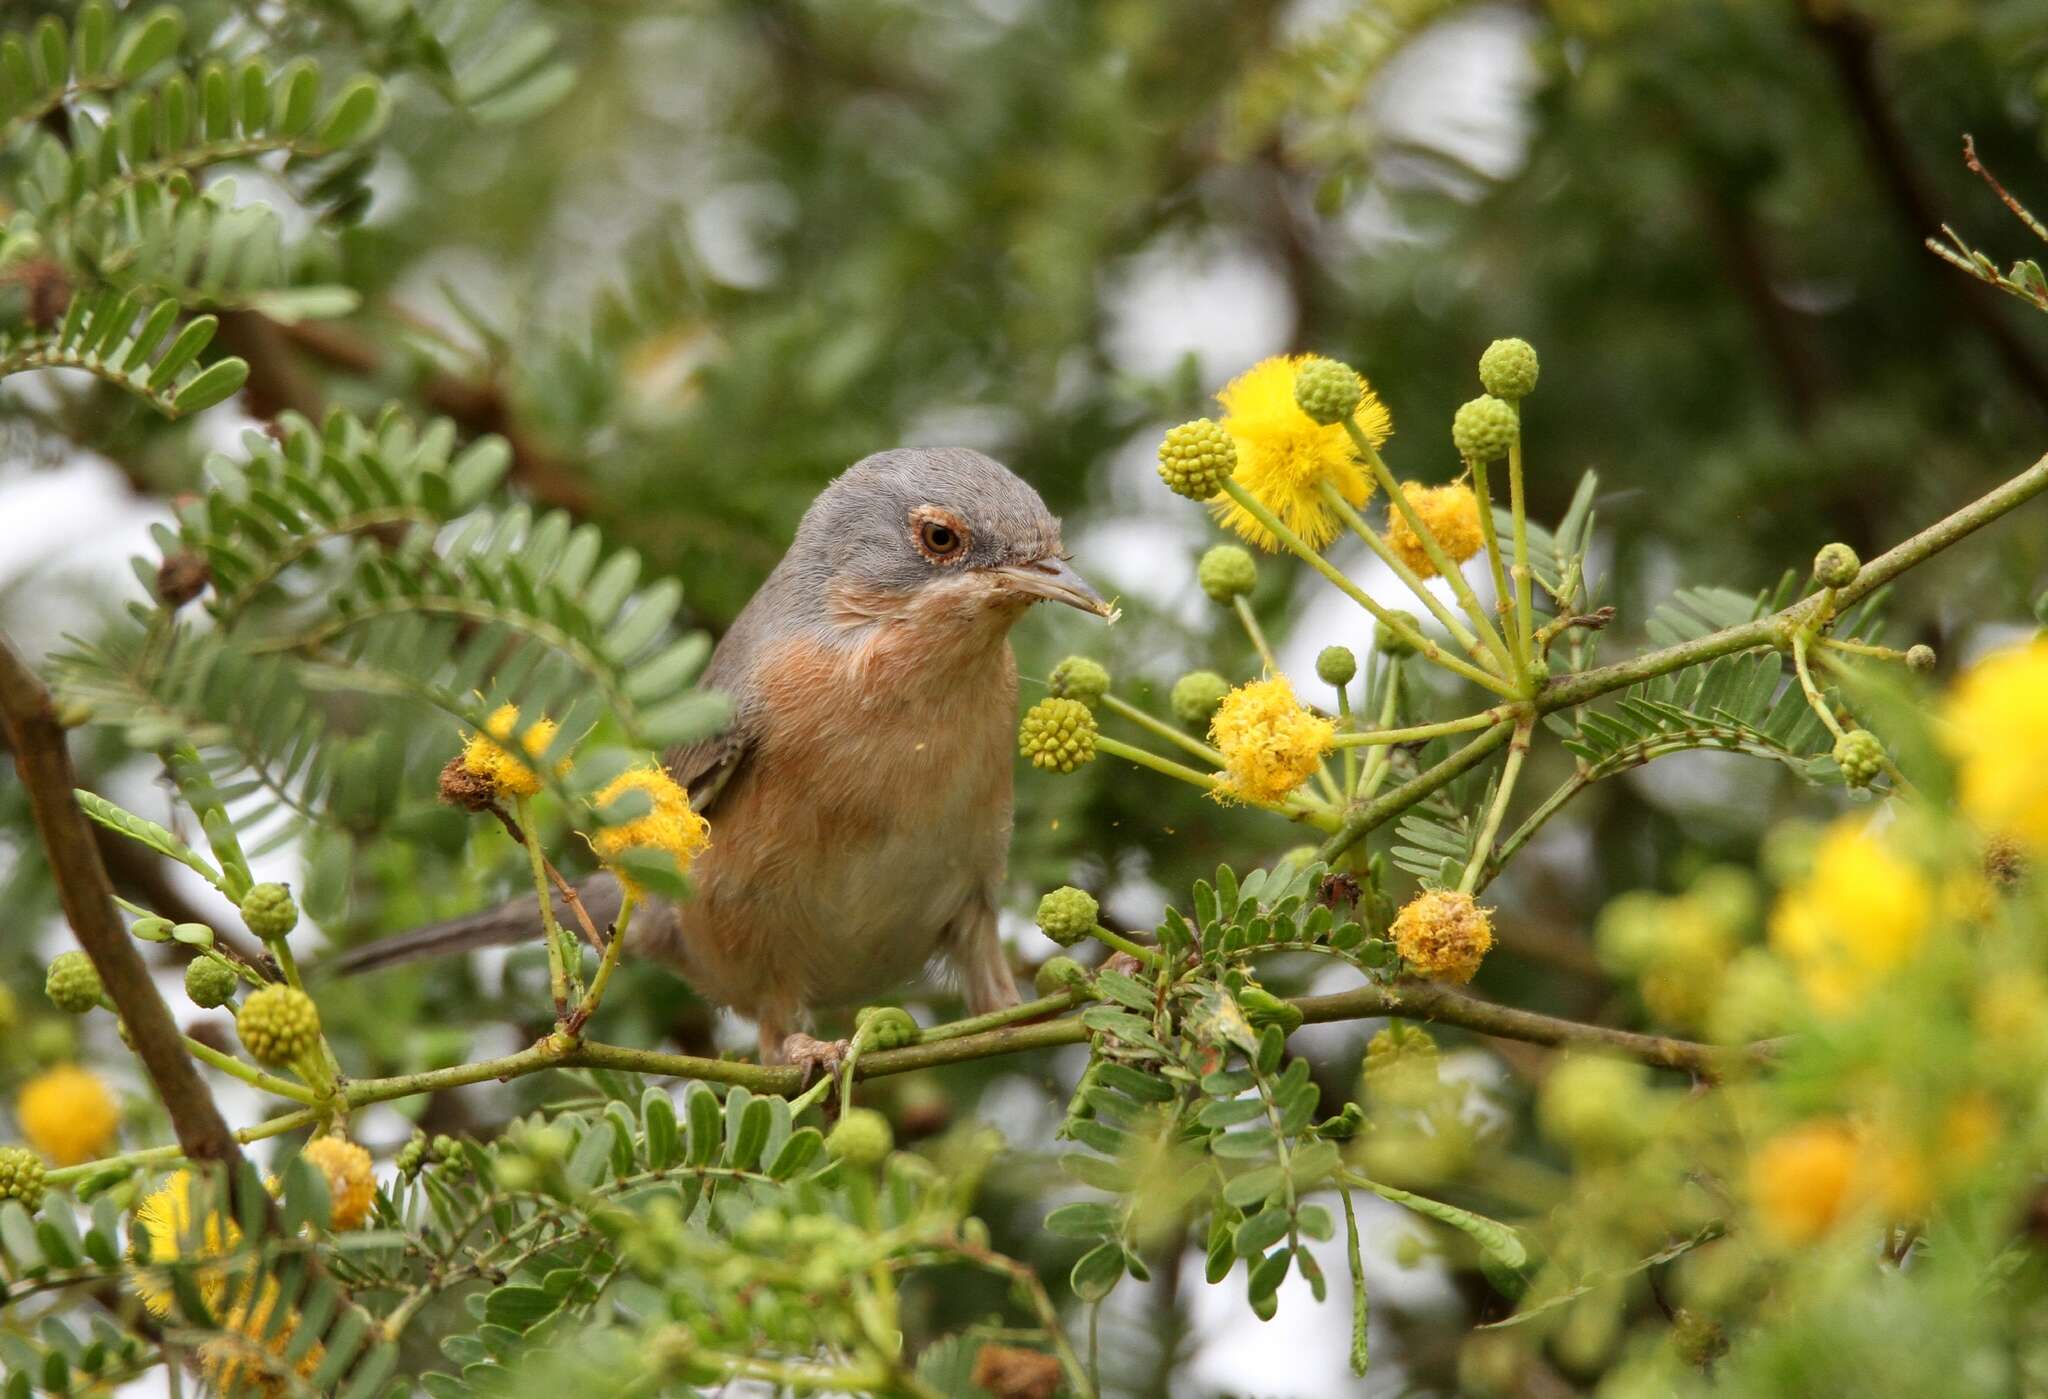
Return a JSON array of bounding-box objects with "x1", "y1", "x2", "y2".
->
[
  {"x1": 920, "y1": 990, "x2": 1082, "y2": 1043},
  {"x1": 1315, "y1": 721, "x2": 1516, "y2": 864},
  {"x1": 566, "y1": 893, "x2": 635, "y2": 1034},
  {"x1": 1096, "y1": 734, "x2": 1333, "y2": 826},
  {"x1": 182, "y1": 1036, "x2": 319, "y2": 1106},
  {"x1": 1792, "y1": 631, "x2": 1849, "y2": 740},
  {"x1": 1330, "y1": 708, "x2": 1509, "y2": 748},
  {"x1": 1100, "y1": 693, "x2": 1222, "y2": 766},
  {"x1": 1336, "y1": 687, "x2": 1358, "y2": 797},
  {"x1": 1506, "y1": 414, "x2": 1537, "y2": 680},
  {"x1": 1087, "y1": 925, "x2": 1160, "y2": 966},
  {"x1": 1232, "y1": 594, "x2": 1281, "y2": 674},
  {"x1": 46, "y1": 1107, "x2": 321, "y2": 1186},
  {"x1": 1218, "y1": 479, "x2": 1517, "y2": 698},
  {"x1": 515, "y1": 794, "x2": 575, "y2": 1017},
  {"x1": 1458, "y1": 720, "x2": 1533, "y2": 895},
  {"x1": 1815, "y1": 636, "x2": 1908, "y2": 662},
  {"x1": 1344, "y1": 421, "x2": 1517, "y2": 676},
  {"x1": 1467, "y1": 455, "x2": 1519, "y2": 678},
  {"x1": 1358, "y1": 661, "x2": 1400, "y2": 798},
  {"x1": 1316, "y1": 484, "x2": 1504, "y2": 673}
]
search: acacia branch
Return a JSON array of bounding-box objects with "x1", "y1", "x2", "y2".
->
[{"x1": 0, "y1": 632, "x2": 249, "y2": 1174}]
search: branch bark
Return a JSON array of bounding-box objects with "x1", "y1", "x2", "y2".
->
[{"x1": 0, "y1": 632, "x2": 248, "y2": 1173}]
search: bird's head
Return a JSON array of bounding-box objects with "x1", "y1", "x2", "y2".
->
[{"x1": 797, "y1": 447, "x2": 1114, "y2": 631}]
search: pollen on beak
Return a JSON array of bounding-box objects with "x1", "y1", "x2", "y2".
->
[{"x1": 994, "y1": 556, "x2": 1117, "y2": 620}]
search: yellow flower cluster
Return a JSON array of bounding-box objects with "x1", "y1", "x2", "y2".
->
[
  {"x1": 1385, "y1": 482, "x2": 1485, "y2": 579},
  {"x1": 199, "y1": 1275, "x2": 324, "y2": 1396},
  {"x1": 15, "y1": 1063, "x2": 118, "y2": 1166},
  {"x1": 591, "y1": 764, "x2": 712, "y2": 896},
  {"x1": 1210, "y1": 355, "x2": 1393, "y2": 552},
  {"x1": 1748, "y1": 1120, "x2": 1860, "y2": 1244},
  {"x1": 302, "y1": 1135, "x2": 376, "y2": 1230},
  {"x1": 132, "y1": 1170, "x2": 242, "y2": 1316},
  {"x1": 460, "y1": 704, "x2": 566, "y2": 800},
  {"x1": 1942, "y1": 637, "x2": 2048, "y2": 851},
  {"x1": 1207, "y1": 676, "x2": 1334, "y2": 804},
  {"x1": 1768, "y1": 820, "x2": 1930, "y2": 1015},
  {"x1": 1390, "y1": 889, "x2": 1495, "y2": 983}
]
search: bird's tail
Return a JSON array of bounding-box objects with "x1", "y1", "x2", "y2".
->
[{"x1": 318, "y1": 876, "x2": 625, "y2": 977}]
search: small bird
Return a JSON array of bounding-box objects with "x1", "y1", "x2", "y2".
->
[{"x1": 328, "y1": 448, "x2": 1112, "y2": 1066}]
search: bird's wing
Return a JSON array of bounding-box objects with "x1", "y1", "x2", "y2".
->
[{"x1": 664, "y1": 719, "x2": 752, "y2": 818}]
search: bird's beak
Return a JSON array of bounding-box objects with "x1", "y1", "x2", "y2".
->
[{"x1": 995, "y1": 556, "x2": 1117, "y2": 620}]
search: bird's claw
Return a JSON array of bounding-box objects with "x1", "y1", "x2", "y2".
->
[{"x1": 781, "y1": 1033, "x2": 850, "y2": 1085}]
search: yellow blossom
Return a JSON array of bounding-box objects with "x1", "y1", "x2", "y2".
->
[
  {"x1": 15, "y1": 1063, "x2": 118, "y2": 1166},
  {"x1": 1941, "y1": 638, "x2": 2048, "y2": 850},
  {"x1": 1385, "y1": 482, "x2": 1485, "y2": 579},
  {"x1": 1209, "y1": 355, "x2": 1392, "y2": 552},
  {"x1": 131, "y1": 1170, "x2": 241, "y2": 1316},
  {"x1": 199, "y1": 1275, "x2": 323, "y2": 1396},
  {"x1": 1389, "y1": 889, "x2": 1495, "y2": 983},
  {"x1": 301, "y1": 1136, "x2": 376, "y2": 1230},
  {"x1": 1749, "y1": 1121, "x2": 1859, "y2": 1244},
  {"x1": 590, "y1": 765, "x2": 712, "y2": 897},
  {"x1": 460, "y1": 704, "x2": 567, "y2": 800},
  {"x1": 1767, "y1": 820, "x2": 1930, "y2": 1015},
  {"x1": 1207, "y1": 676, "x2": 1334, "y2": 804}
]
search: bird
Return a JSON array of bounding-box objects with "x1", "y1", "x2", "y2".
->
[{"x1": 325, "y1": 447, "x2": 1113, "y2": 1068}]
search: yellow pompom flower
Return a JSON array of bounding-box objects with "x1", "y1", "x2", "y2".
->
[
  {"x1": 1390, "y1": 889, "x2": 1495, "y2": 984},
  {"x1": 301, "y1": 1136, "x2": 376, "y2": 1230},
  {"x1": 198, "y1": 1275, "x2": 323, "y2": 1396},
  {"x1": 15, "y1": 1063, "x2": 118, "y2": 1166},
  {"x1": 1749, "y1": 1121, "x2": 1860, "y2": 1244},
  {"x1": 590, "y1": 765, "x2": 712, "y2": 897},
  {"x1": 460, "y1": 704, "x2": 566, "y2": 800},
  {"x1": 1768, "y1": 820, "x2": 1931, "y2": 1015},
  {"x1": 1210, "y1": 355, "x2": 1393, "y2": 552},
  {"x1": 1941, "y1": 638, "x2": 2048, "y2": 851},
  {"x1": 131, "y1": 1170, "x2": 242, "y2": 1316},
  {"x1": 1385, "y1": 482, "x2": 1485, "y2": 579},
  {"x1": 1207, "y1": 676, "x2": 1335, "y2": 804}
]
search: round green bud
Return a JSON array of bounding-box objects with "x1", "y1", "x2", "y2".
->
[
  {"x1": 1293, "y1": 356, "x2": 1363, "y2": 426},
  {"x1": 1832, "y1": 728, "x2": 1886, "y2": 789},
  {"x1": 1363, "y1": 1024, "x2": 1438, "y2": 1080},
  {"x1": 1197, "y1": 544, "x2": 1258, "y2": 603},
  {"x1": 0, "y1": 1147, "x2": 46, "y2": 1211},
  {"x1": 1906, "y1": 644, "x2": 1936, "y2": 674},
  {"x1": 184, "y1": 955, "x2": 239, "y2": 1010},
  {"x1": 1170, "y1": 670, "x2": 1230, "y2": 725},
  {"x1": 1156, "y1": 419, "x2": 1237, "y2": 500},
  {"x1": 853, "y1": 1005, "x2": 920, "y2": 1049},
  {"x1": 1315, "y1": 645, "x2": 1357, "y2": 688},
  {"x1": 1376, "y1": 610, "x2": 1422, "y2": 656},
  {"x1": 44, "y1": 951, "x2": 102, "y2": 1015},
  {"x1": 1451, "y1": 394, "x2": 1519, "y2": 462},
  {"x1": 1034, "y1": 886, "x2": 1100, "y2": 947},
  {"x1": 1476, "y1": 338, "x2": 1540, "y2": 400},
  {"x1": 1018, "y1": 697, "x2": 1097, "y2": 773},
  {"x1": 240, "y1": 882, "x2": 299, "y2": 941},
  {"x1": 395, "y1": 1131, "x2": 428, "y2": 1179},
  {"x1": 1537, "y1": 1055, "x2": 1652, "y2": 1158},
  {"x1": 826, "y1": 1107, "x2": 893, "y2": 1168},
  {"x1": 1047, "y1": 656, "x2": 1111, "y2": 705},
  {"x1": 1812, "y1": 542, "x2": 1860, "y2": 590},
  {"x1": 431, "y1": 1134, "x2": 462, "y2": 1164},
  {"x1": 28, "y1": 1019, "x2": 74, "y2": 1065},
  {"x1": 235, "y1": 984, "x2": 321, "y2": 1066},
  {"x1": 1034, "y1": 955, "x2": 1090, "y2": 996},
  {"x1": 1393, "y1": 1233, "x2": 1426, "y2": 1269}
]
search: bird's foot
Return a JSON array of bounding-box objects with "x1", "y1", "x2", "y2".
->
[{"x1": 780, "y1": 1032, "x2": 850, "y2": 1085}]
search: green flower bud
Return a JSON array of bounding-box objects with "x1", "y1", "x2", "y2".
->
[
  {"x1": 1393, "y1": 1233, "x2": 1426, "y2": 1269},
  {"x1": 44, "y1": 951, "x2": 103, "y2": 1015},
  {"x1": 1293, "y1": 356, "x2": 1363, "y2": 425},
  {"x1": 1034, "y1": 955, "x2": 1090, "y2": 996},
  {"x1": 826, "y1": 1107, "x2": 893, "y2": 1168},
  {"x1": 1363, "y1": 1024, "x2": 1438, "y2": 1081},
  {"x1": 1018, "y1": 697, "x2": 1097, "y2": 773},
  {"x1": 1451, "y1": 395, "x2": 1518, "y2": 462},
  {"x1": 129, "y1": 916, "x2": 173, "y2": 942},
  {"x1": 1035, "y1": 886, "x2": 1100, "y2": 947},
  {"x1": 235, "y1": 984, "x2": 321, "y2": 1066},
  {"x1": 1906, "y1": 643, "x2": 1936, "y2": 674},
  {"x1": 1048, "y1": 656, "x2": 1111, "y2": 705},
  {"x1": 240, "y1": 882, "x2": 299, "y2": 941},
  {"x1": 1537, "y1": 1056, "x2": 1652, "y2": 1158},
  {"x1": 1157, "y1": 419, "x2": 1237, "y2": 500},
  {"x1": 853, "y1": 1005, "x2": 921, "y2": 1049},
  {"x1": 1170, "y1": 670, "x2": 1230, "y2": 725},
  {"x1": 1812, "y1": 542, "x2": 1860, "y2": 590},
  {"x1": 1315, "y1": 645, "x2": 1357, "y2": 688},
  {"x1": 1832, "y1": 729, "x2": 1885, "y2": 789},
  {"x1": 1477, "y1": 338, "x2": 1539, "y2": 400},
  {"x1": 28, "y1": 1019, "x2": 74, "y2": 1066},
  {"x1": 184, "y1": 956, "x2": 239, "y2": 1010},
  {"x1": 1376, "y1": 611, "x2": 1422, "y2": 656},
  {"x1": 643, "y1": 1324, "x2": 700, "y2": 1378},
  {"x1": 395, "y1": 1130, "x2": 428, "y2": 1179},
  {"x1": 1198, "y1": 544, "x2": 1258, "y2": 603},
  {"x1": 0, "y1": 1146, "x2": 46, "y2": 1211},
  {"x1": 431, "y1": 1134, "x2": 462, "y2": 1164}
]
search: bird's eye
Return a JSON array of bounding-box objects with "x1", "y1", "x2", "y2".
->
[{"x1": 910, "y1": 508, "x2": 970, "y2": 563}]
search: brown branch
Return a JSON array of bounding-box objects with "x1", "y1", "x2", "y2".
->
[{"x1": 0, "y1": 632, "x2": 249, "y2": 1173}]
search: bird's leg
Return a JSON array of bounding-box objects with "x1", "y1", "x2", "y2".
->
[{"x1": 949, "y1": 902, "x2": 1022, "y2": 1016}]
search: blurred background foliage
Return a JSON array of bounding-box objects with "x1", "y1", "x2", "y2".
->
[{"x1": 4, "y1": 0, "x2": 2048, "y2": 1392}]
